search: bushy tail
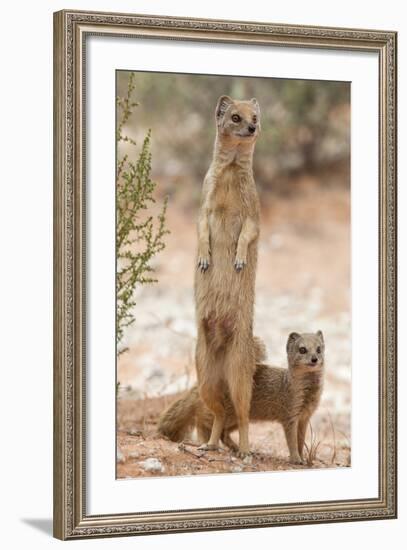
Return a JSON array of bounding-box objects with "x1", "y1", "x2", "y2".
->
[
  {"x1": 157, "y1": 386, "x2": 200, "y2": 442},
  {"x1": 253, "y1": 336, "x2": 267, "y2": 363}
]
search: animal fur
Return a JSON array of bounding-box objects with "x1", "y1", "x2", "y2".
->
[
  {"x1": 158, "y1": 331, "x2": 325, "y2": 464},
  {"x1": 194, "y1": 95, "x2": 261, "y2": 456}
]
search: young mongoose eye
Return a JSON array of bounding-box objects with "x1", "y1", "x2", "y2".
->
[
  {"x1": 252, "y1": 115, "x2": 258, "y2": 123},
  {"x1": 231, "y1": 114, "x2": 241, "y2": 123},
  {"x1": 299, "y1": 346, "x2": 307, "y2": 354},
  {"x1": 316, "y1": 346, "x2": 321, "y2": 354}
]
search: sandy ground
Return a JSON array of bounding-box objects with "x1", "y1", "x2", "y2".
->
[
  {"x1": 117, "y1": 176, "x2": 351, "y2": 478},
  {"x1": 117, "y1": 393, "x2": 350, "y2": 478}
]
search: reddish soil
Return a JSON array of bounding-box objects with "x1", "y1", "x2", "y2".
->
[{"x1": 117, "y1": 392, "x2": 350, "y2": 479}]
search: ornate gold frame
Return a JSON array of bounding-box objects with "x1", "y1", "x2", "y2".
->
[{"x1": 53, "y1": 9, "x2": 397, "y2": 540}]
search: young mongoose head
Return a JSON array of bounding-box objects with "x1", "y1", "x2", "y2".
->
[
  {"x1": 286, "y1": 331, "x2": 325, "y2": 373},
  {"x1": 215, "y1": 95, "x2": 261, "y2": 144}
]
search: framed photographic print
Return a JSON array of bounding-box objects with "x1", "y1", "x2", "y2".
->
[{"x1": 53, "y1": 9, "x2": 397, "y2": 540}]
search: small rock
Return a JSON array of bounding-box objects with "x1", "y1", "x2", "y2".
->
[
  {"x1": 243, "y1": 455, "x2": 253, "y2": 465},
  {"x1": 117, "y1": 448, "x2": 125, "y2": 464},
  {"x1": 146, "y1": 365, "x2": 165, "y2": 381},
  {"x1": 139, "y1": 457, "x2": 164, "y2": 473},
  {"x1": 232, "y1": 465, "x2": 243, "y2": 473},
  {"x1": 128, "y1": 429, "x2": 143, "y2": 437},
  {"x1": 128, "y1": 451, "x2": 140, "y2": 459}
]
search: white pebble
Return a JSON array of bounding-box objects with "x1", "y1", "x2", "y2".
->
[
  {"x1": 139, "y1": 457, "x2": 164, "y2": 473},
  {"x1": 117, "y1": 448, "x2": 125, "y2": 464}
]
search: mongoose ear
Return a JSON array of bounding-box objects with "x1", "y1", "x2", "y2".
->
[
  {"x1": 316, "y1": 330, "x2": 324, "y2": 343},
  {"x1": 215, "y1": 95, "x2": 234, "y2": 120},
  {"x1": 250, "y1": 98, "x2": 260, "y2": 112},
  {"x1": 286, "y1": 332, "x2": 301, "y2": 352}
]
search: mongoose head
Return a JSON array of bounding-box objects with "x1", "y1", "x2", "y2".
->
[
  {"x1": 215, "y1": 95, "x2": 261, "y2": 144},
  {"x1": 286, "y1": 331, "x2": 325, "y2": 372}
]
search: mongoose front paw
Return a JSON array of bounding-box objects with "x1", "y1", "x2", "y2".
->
[
  {"x1": 234, "y1": 258, "x2": 246, "y2": 272},
  {"x1": 197, "y1": 257, "x2": 210, "y2": 272}
]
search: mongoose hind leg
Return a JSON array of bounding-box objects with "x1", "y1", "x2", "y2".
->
[
  {"x1": 198, "y1": 380, "x2": 225, "y2": 452},
  {"x1": 196, "y1": 424, "x2": 220, "y2": 451},
  {"x1": 196, "y1": 424, "x2": 211, "y2": 446},
  {"x1": 201, "y1": 409, "x2": 225, "y2": 451},
  {"x1": 227, "y1": 360, "x2": 253, "y2": 458}
]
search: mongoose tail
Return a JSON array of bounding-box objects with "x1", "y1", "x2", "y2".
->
[
  {"x1": 253, "y1": 336, "x2": 267, "y2": 363},
  {"x1": 157, "y1": 386, "x2": 199, "y2": 442}
]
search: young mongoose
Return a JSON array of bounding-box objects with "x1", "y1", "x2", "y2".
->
[
  {"x1": 194, "y1": 95, "x2": 261, "y2": 457},
  {"x1": 158, "y1": 331, "x2": 325, "y2": 464}
]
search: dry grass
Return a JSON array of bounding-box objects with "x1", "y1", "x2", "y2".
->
[
  {"x1": 303, "y1": 422, "x2": 323, "y2": 466},
  {"x1": 327, "y1": 410, "x2": 337, "y2": 464}
]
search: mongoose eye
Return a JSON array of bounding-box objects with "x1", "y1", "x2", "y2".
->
[
  {"x1": 316, "y1": 346, "x2": 321, "y2": 354},
  {"x1": 252, "y1": 115, "x2": 258, "y2": 123},
  {"x1": 231, "y1": 114, "x2": 241, "y2": 123},
  {"x1": 299, "y1": 346, "x2": 307, "y2": 354}
]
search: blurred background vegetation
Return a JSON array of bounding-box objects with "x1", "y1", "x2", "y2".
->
[{"x1": 117, "y1": 71, "x2": 350, "y2": 211}]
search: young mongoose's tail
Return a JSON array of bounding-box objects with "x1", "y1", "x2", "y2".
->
[{"x1": 157, "y1": 337, "x2": 267, "y2": 442}]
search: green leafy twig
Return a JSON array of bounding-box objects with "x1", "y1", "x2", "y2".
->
[{"x1": 116, "y1": 73, "x2": 169, "y2": 351}]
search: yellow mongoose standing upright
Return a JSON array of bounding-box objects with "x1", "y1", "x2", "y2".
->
[
  {"x1": 158, "y1": 331, "x2": 325, "y2": 464},
  {"x1": 194, "y1": 95, "x2": 261, "y2": 457}
]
